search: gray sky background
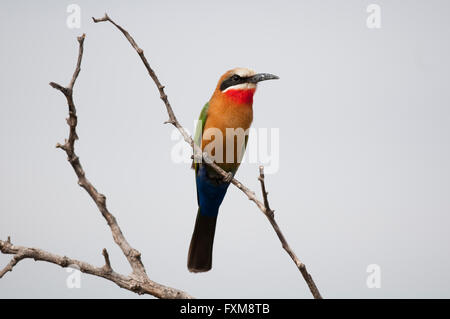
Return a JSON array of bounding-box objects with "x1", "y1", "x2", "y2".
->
[{"x1": 1, "y1": 0, "x2": 450, "y2": 298}]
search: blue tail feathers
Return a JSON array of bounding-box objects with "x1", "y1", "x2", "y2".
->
[
  {"x1": 188, "y1": 165, "x2": 232, "y2": 272},
  {"x1": 195, "y1": 165, "x2": 231, "y2": 217}
]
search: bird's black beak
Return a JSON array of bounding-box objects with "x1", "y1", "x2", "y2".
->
[{"x1": 247, "y1": 73, "x2": 279, "y2": 83}]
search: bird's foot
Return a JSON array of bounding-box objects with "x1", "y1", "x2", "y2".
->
[{"x1": 223, "y1": 172, "x2": 233, "y2": 183}]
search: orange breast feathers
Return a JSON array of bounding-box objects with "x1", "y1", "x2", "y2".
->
[{"x1": 201, "y1": 85, "x2": 254, "y2": 171}]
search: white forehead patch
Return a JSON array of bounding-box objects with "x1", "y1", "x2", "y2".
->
[{"x1": 233, "y1": 68, "x2": 256, "y2": 77}]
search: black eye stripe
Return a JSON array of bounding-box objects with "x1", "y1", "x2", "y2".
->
[{"x1": 220, "y1": 75, "x2": 249, "y2": 91}]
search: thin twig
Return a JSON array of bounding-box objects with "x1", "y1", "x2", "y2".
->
[
  {"x1": 93, "y1": 13, "x2": 322, "y2": 299},
  {"x1": 258, "y1": 166, "x2": 274, "y2": 218}
]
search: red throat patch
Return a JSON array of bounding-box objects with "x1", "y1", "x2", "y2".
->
[{"x1": 224, "y1": 88, "x2": 256, "y2": 104}]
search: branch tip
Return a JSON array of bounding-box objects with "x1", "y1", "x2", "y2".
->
[
  {"x1": 102, "y1": 248, "x2": 112, "y2": 272},
  {"x1": 92, "y1": 13, "x2": 109, "y2": 23},
  {"x1": 77, "y1": 33, "x2": 86, "y2": 42}
]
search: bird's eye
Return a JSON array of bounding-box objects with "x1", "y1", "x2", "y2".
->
[{"x1": 231, "y1": 74, "x2": 240, "y2": 81}]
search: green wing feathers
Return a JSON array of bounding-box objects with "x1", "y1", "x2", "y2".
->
[{"x1": 192, "y1": 102, "x2": 209, "y2": 171}]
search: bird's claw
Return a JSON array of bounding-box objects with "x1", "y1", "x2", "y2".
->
[{"x1": 223, "y1": 172, "x2": 233, "y2": 183}]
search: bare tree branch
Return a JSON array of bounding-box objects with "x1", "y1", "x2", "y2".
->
[
  {"x1": 0, "y1": 33, "x2": 192, "y2": 299},
  {"x1": 0, "y1": 238, "x2": 188, "y2": 297},
  {"x1": 50, "y1": 35, "x2": 148, "y2": 277},
  {"x1": 0, "y1": 238, "x2": 131, "y2": 290},
  {"x1": 92, "y1": 13, "x2": 322, "y2": 299}
]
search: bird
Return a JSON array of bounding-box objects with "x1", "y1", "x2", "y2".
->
[{"x1": 188, "y1": 68, "x2": 279, "y2": 272}]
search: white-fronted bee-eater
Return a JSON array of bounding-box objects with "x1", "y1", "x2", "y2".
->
[{"x1": 189, "y1": 68, "x2": 279, "y2": 272}]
